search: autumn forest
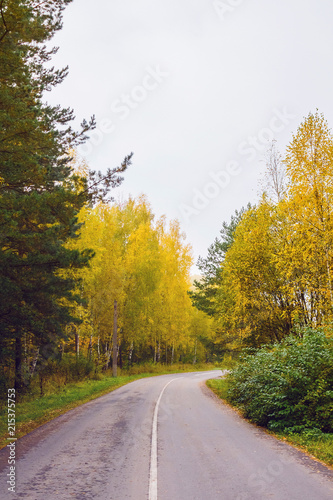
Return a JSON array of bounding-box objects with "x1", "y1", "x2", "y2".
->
[{"x1": 0, "y1": 1, "x2": 333, "y2": 416}]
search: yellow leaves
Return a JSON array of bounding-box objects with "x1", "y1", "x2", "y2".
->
[
  {"x1": 216, "y1": 113, "x2": 333, "y2": 349},
  {"x1": 285, "y1": 112, "x2": 333, "y2": 188},
  {"x1": 65, "y1": 195, "x2": 202, "y2": 359},
  {"x1": 280, "y1": 113, "x2": 333, "y2": 321},
  {"x1": 68, "y1": 148, "x2": 89, "y2": 178}
]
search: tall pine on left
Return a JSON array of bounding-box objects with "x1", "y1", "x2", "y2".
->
[{"x1": 0, "y1": 1, "x2": 126, "y2": 394}]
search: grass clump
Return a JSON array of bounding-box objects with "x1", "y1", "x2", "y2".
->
[{"x1": 281, "y1": 429, "x2": 333, "y2": 466}]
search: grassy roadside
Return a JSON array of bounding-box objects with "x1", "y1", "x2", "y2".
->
[
  {"x1": 0, "y1": 363, "x2": 218, "y2": 450},
  {"x1": 207, "y1": 377, "x2": 333, "y2": 468}
]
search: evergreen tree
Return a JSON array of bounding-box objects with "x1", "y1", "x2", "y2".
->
[
  {"x1": 0, "y1": 0, "x2": 130, "y2": 391},
  {"x1": 189, "y1": 208, "x2": 247, "y2": 315}
]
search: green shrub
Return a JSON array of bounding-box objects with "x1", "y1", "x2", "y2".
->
[
  {"x1": 56, "y1": 355, "x2": 95, "y2": 382},
  {"x1": 227, "y1": 329, "x2": 333, "y2": 432}
]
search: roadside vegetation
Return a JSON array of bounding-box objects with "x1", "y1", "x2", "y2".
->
[
  {"x1": 207, "y1": 328, "x2": 333, "y2": 467},
  {"x1": 191, "y1": 112, "x2": 333, "y2": 352},
  {"x1": 195, "y1": 112, "x2": 333, "y2": 468}
]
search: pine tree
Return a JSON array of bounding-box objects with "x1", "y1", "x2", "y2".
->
[
  {"x1": 189, "y1": 208, "x2": 247, "y2": 315},
  {"x1": 0, "y1": 1, "x2": 130, "y2": 391}
]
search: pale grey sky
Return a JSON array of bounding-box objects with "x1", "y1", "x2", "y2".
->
[{"x1": 48, "y1": 0, "x2": 333, "y2": 270}]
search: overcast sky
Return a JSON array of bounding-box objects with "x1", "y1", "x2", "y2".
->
[{"x1": 48, "y1": 0, "x2": 333, "y2": 271}]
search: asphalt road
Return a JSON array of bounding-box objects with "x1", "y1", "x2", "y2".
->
[{"x1": 0, "y1": 371, "x2": 332, "y2": 499}]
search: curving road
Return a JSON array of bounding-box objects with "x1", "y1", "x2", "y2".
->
[{"x1": 0, "y1": 371, "x2": 332, "y2": 499}]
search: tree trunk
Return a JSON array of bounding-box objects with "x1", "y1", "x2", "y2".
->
[
  {"x1": 30, "y1": 348, "x2": 40, "y2": 376},
  {"x1": 23, "y1": 332, "x2": 27, "y2": 371},
  {"x1": 193, "y1": 339, "x2": 197, "y2": 365},
  {"x1": 128, "y1": 342, "x2": 134, "y2": 366},
  {"x1": 105, "y1": 342, "x2": 111, "y2": 370},
  {"x1": 112, "y1": 300, "x2": 118, "y2": 377},
  {"x1": 15, "y1": 336, "x2": 23, "y2": 394},
  {"x1": 75, "y1": 332, "x2": 80, "y2": 357},
  {"x1": 326, "y1": 245, "x2": 333, "y2": 307},
  {"x1": 88, "y1": 335, "x2": 93, "y2": 360},
  {"x1": 157, "y1": 340, "x2": 160, "y2": 363},
  {"x1": 39, "y1": 372, "x2": 44, "y2": 397},
  {"x1": 153, "y1": 334, "x2": 157, "y2": 363},
  {"x1": 118, "y1": 343, "x2": 123, "y2": 369}
]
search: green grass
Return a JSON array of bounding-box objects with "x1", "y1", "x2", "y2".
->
[
  {"x1": 207, "y1": 376, "x2": 231, "y2": 400},
  {"x1": 278, "y1": 432, "x2": 333, "y2": 467},
  {"x1": 0, "y1": 363, "x2": 219, "y2": 449},
  {"x1": 207, "y1": 377, "x2": 333, "y2": 468}
]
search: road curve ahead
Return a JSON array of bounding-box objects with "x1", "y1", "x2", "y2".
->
[{"x1": 0, "y1": 371, "x2": 332, "y2": 500}]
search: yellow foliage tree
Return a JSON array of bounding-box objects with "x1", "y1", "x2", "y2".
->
[
  {"x1": 281, "y1": 111, "x2": 333, "y2": 325},
  {"x1": 212, "y1": 111, "x2": 333, "y2": 350},
  {"x1": 66, "y1": 195, "x2": 208, "y2": 367}
]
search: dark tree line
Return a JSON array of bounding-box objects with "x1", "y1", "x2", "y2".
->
[{"x1": 0, "y1": 0, "x2": 131, "y2": 393}]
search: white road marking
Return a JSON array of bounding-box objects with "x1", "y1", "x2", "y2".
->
[{"x1": 148, "y1": 377, "x2": 182, "y2": 500}]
